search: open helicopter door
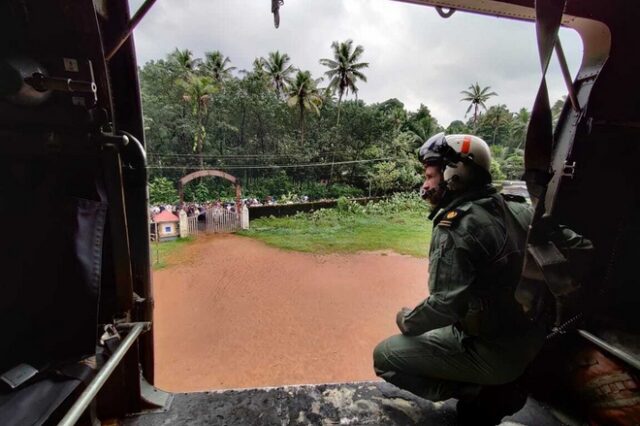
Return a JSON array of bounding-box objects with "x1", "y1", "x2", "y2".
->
[{"x1": 0, "y1": 0, "x2": 167, "y2": 423}]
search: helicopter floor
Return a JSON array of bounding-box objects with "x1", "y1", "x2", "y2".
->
[{"x1": 123, "y1": 380, "x2": 564, "y2": 426}]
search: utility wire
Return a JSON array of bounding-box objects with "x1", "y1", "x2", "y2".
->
[
  {"x1": 147, "y1": 151, "x2": 354, "y2": 158},
  {"x1": 146, "y1": 157, "x2": 405, "y2": 170}
]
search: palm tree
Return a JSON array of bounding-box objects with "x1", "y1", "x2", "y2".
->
[
  {"x1": 487, "y1": 105, "x2": 511, "y2": 145},
  {"x1": 404, "y1": 104, "x2": 439, "y2": 143},
  {"x1": 320, "y1": 39, "x2": 369, "y2": 124},
  {"x1": 250, "y1": 58, "x2": 266, "y2": 76},
  {"x1": 460, "y1": 82, "x2": 498, "y2": 128},
  {"x1": 286, "y1": 70, "x2": 322, "y2": 145},
  {"x1": 203, "y1": 51, "x2": 236, "y2": 83},
  {"x1": 262, "y1": 51, "x2": 295, "y2": 98},
  {"x1": 177, "y1": 75, "x2": 218, "y2": 165},
  {"x1": 551, "y1": 96, "x2": 567, "y2": 128},
  {"x1": 170, "y1": 48, "x2": 199, "y2": 75},
  {"x1": 509, "y1": 108, "x2": 531, "y2": 149}
]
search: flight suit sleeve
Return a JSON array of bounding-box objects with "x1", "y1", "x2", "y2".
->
[
  {"x1": 400, "y1": 228, "x2": 476, "y2": 336},
  {"x1": 550, "y1": 225, "x2": 593, "y2": 250}
]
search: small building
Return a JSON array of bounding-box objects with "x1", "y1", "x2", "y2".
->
[{"x1": 153, "y1": 210, "x2": 180, "y2": 241}]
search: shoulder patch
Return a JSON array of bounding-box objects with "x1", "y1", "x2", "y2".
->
[{"x1": 437, "y1": 208, "x2": 466, "y2": 228}]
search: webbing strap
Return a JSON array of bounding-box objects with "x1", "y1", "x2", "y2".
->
[
  {"x1": 0, "y1": 359, "x2": 94, "y2": 393},
  {"x1": 102, "y1": 145, "x2": 134, "y2": 312},
  {"x1": 473, "y1": 195, "x2": 527, "y2": 293},
  {"x1": 527, "y1": 241, "x2": 574, "y2": 296},
  {"x1": 519, "y1": 1, "x2": 573, "y2": 319},
  {"x1": 55, "y1": 362, "x2": 95, "y2": 387},
  {"x1": 491, "y1": 195, "x2": 527, "y2": 263},
  {"x1": 524, "y1": 0, "x2": 566, "y2": 205}
]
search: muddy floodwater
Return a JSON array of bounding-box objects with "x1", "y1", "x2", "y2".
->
[{"x1": 153, "y1": 234, "x2": 428, "y2": 392}]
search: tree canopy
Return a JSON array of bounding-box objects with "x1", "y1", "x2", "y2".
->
[{"x1": 141, "y1": 44, "x2": 561, "y2": 205}]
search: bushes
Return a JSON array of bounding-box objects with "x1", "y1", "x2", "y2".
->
[
  {"x1": 367, "y1": 160, "x2": 422, "y2": 195},
  {"x1": 327, "y1": 183, "x2": 363, "y2": 199},
  {"x1": 336, "y1": 196, "x2": 365, "y2": 214},
  {"x1": 318, "y1": 191, "x2": 427, "y2": 221},
  {"x1": 490, "y1": 159, "x2": 506, "y2": 181},
  {"x1": 502, "y1": 155, "x2": 525, "y2": 180},
  {"x1": 149, "y1": 177, "x2": 179, "y2": 205},
  {"x1": 365, "y1": 192, "x2": 426, "y2": 215},
  {"x1": 299, "y1": 181, "x2": 329, "y2": 199},
  {"x1": 241, "y1": 190, "x2": 432, "y2": 256},
  {"x1": 244, "y1": 174, "x2": 363, "y2": 201}
]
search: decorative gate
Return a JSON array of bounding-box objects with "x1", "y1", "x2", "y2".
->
[
  {"x1": 187, "y1": 215, "x2": 199, "y2": 236},
  {"x1": 205, "y1": 207, "x2": 240, "y2": 233}
]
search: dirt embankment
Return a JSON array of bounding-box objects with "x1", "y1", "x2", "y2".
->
[{"x1": 153, "y1": 234, "x2": 428, "y2": 392}]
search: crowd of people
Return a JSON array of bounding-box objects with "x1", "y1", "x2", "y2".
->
[
  {"x1": 149, "y1": 194, "x2": 311, "y2": 218},
  {"x1": 150, "y1": 201, "x2": 239, "y2": 218}
]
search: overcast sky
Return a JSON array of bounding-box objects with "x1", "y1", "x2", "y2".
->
[{"x1": 130, "y1": 0, "x2": 582, "y2": 127}]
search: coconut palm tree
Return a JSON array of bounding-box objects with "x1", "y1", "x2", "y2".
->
[
  {"x1": 170, "y1": 48, "x2": 199, "y2": 75},
  {"x1": 203, "y1": 51, "x2": 236, "y2": 83},
  {"x1": 551, "y1": 96, "x2": 567, "y2": 128},
  {"x1": 319, "y1": 39, "x2": 369, "y2": 124},
  {"x1": 404, "y1": 104, "x2": 439, "y2": 143},
  {"x1": 509, "y1": 107, "x2": 531, "y2": 149},
  {"x1": 286, "y1": 70, "x2": 322, "y2": 145},
  {"x1": 460, "y1": 82, "x2": 498, "y2": 128},
  {"x1": 177, "y1": 75, "x2": 217, "y2": 165},
  {"x1": 478, "y1": 104, "x2": 512, "y2": 145},
  {"x1": 250, "y1": 58, "x2": 266, "y2": 77},
  {"x1": 262, "y1": 51, "x2": 295, "y2": 98}
]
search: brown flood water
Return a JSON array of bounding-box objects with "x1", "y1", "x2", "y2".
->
[{"x1": 153, "y1": 234, "x2": 428, "y2": 392}]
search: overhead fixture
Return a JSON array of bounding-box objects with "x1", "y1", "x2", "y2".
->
[
  {"x1": 436, "y1": 6, "x2": 456, "y2": 18},
  {"x1": 272, "y1": 0, "x2": 284, "y2": 28}
]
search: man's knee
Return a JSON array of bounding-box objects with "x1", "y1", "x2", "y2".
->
[
  {"x1": 373, "y1": 334, "x2": 430, "y2": 375},
  {"x1": 372, "y1": 338, "x2": 392, "y2": 376}
]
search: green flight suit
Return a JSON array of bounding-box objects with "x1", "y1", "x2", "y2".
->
[{"x1": 373, "y1": 186, "x2": 545, "y2": 402}]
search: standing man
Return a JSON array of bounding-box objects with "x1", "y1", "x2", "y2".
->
[{"x1": 373, "y1": 133, "x2": 545, "y2": 425}]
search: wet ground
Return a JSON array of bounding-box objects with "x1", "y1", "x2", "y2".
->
[{"x1": 153, "y1": 234, "x2": 428, "y2": 391}]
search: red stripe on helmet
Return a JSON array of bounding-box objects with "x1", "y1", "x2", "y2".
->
[{"x1": 461, "y1": 137, "x2": 471, "y2": 154}]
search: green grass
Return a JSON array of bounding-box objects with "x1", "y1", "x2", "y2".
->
[
  {"x1": 150, "y1": 236, "x2": 195, "y2": 270},
  {"x1": 239, "y1": 196, "x2": 432, "y2": 257}
]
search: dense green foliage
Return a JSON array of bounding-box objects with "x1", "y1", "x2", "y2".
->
[
  {"x1": 239, "y1": 193, "x2": 432, "y2": 257},
  {"x1": 148, "y1": 177, "x2": 179, "y2": 205},
  {"x1": 141, "y1": 44, "x2": 562, "y2": 205}
]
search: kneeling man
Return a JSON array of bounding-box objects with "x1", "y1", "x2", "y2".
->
[{"x1": 373, "y1": 133, "x2": 545, "y2": 425}]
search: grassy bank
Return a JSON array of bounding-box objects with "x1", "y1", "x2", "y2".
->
[
  {"x1": 239, "y1": 194, "x2": 432, "y2": 257},
  {"x1": 150, "y1": 236, "x2": 195, "y2": 270}
]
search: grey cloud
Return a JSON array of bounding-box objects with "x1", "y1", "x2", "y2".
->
[{"x1": 130, "y1": 0, "x2": 582, "y2": 126}]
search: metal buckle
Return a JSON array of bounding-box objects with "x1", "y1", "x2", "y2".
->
[
  {"x1": 100, "y1": 324, "x2": 121, "y2": 346},
  {"x1": 0, "y1": 364, "x2": 39, "y2": 389},
  {"x1": 562, "y1": 161, "x2": 576, "y2": 179}
]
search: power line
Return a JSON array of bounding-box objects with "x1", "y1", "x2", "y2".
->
[
  {"x1": 147, "y1": 151, "x2": 353, "y2": 158},
  {"x1": 149, "y1": 153, "x2": 291, "y2": 158},
  {"x1": 146, "y1": 157, "x2": 405, "y2": 170}
]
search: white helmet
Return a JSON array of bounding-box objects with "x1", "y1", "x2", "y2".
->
[{"x1": 418, "y1": 132, "x2": 492, "y2": 191}]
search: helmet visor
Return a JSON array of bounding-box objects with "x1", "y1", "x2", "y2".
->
[{"x1": 418, "y1": 132, "x2": 447, "y2": 165}]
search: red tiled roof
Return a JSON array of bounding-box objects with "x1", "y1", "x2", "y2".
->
[{"x1": 153, "y1": 210, "x2": 180, "y2": 223}]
